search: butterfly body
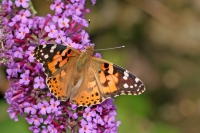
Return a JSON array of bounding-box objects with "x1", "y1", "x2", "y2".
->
[{"x1": 33, "y1": 44, "x2": 145, "y2": 107}]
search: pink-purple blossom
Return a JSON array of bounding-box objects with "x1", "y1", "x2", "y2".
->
[
  {"x1": 15, "y1": 0, "x2": 29, "y2": 8},
  {"x1": 16, "y1": 9, "x2": 31, "y2": 23},
  {"x1": 15, "y1": 27, "x2": 29, "y2": 39},
  {"x1": 19, "y1": 70, "x2": 30, "y2": 85},
  {"x1": 34, "y1": 76, "x2": 46, "y2": 89},
  {"x1": 45, "y1": 24, "x2": 58, "y2": 38},
  {"x1": 37, "y1": 101, "x2": 51, "y2": 115},
  {"x1": 58, "y1": 17, "x2": 70, "y2": 28},
  {"x1": 24, "y1": 102, "x2": 37, "y2": 115},
  {"x1": 50, "y1": 0, "x2": 64, "y2": 14}
]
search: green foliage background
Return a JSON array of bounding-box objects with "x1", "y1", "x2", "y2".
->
[{"x1": 1, "y1": 0, "x2": 200, "y2": 133}]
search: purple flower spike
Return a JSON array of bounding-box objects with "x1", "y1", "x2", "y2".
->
[{"x1": 1, "y1": 0, "x2": 121, "y2": 133}]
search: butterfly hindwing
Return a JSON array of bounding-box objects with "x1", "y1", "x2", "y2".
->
[{"x1": 70, "y1": 64, "x2": 106, "y2": 107}]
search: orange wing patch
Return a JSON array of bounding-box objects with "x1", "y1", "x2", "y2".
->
[
  {"x1": 71, "y1": 79, "x2": 105, "y2": 107},
  {"x1": 46, "y1": 70, "x2": 68, "y2": 101}
]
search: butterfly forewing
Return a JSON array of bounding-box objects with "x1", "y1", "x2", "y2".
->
[
  {"x1": 33, "y1": 44, "x2": 80, "y2": 77},
  {"x1": 91, "y1": 58, "x2": 145, "y2": 97}
]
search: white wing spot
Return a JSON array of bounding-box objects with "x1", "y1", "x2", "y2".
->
[
  {"x1": 124, "y1": 71, "x2": 129, "y2": 77},
  {"x1": 123, "y1": 83, "x2": 129, "y2": 88},
  {"x1": 40, "y1": 49, "x2": 43, "y2": 52},
  {"x1": 44, "y1": 54, "x2": 49, "y2": 59},
  {"x1": 51, "y1": 45, "x2": 57, "y2": 50},
  {"x1": 41, "y1": 53, "x2": 44, "y2": 56},
  {"x1": 50, "y1": 49, "x2": 54, "y2": 53},
  {"x1": 134, "y1": 84, "x2": 137, "y2": 87},
  {"x1": 123, "y1": 76, "x2": 128, "y2": 80},
  {"x1": 130, "y1": 85, "x2": 133, "y2": 88},
  {"x1": 42, "y1": 45, "x2": 46, "y2": 48},
  {"x1": 135, "y1": 78, "x2": 140, "y2": 83},
  {"x1": 114, "y1": 94, "x2": 119, "y2": 97}
]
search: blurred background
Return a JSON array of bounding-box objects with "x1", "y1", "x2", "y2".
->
[{"x1": 1, "y1": 0, "x2": 200, "y2": 132}]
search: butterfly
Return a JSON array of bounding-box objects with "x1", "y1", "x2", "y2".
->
[{"x1": 33, "y1": 44, "x2": 146, "y2": 107}]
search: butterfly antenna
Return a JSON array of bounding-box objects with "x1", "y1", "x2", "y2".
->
[
  {"x1": 88, "y1": 19, "x2": 91, "y2": 36},
  {"x1": 95, "y1": 45, "x2": 125, "y2": 51}
]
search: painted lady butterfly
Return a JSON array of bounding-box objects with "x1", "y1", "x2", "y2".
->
[{"x1": 33, "y1": 44, "x2": 145, "y2": 107}]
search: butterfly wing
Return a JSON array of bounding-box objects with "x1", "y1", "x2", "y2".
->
[
  {"x1": 70, "y1": 57, "x2": 146, "y2": 107},
  {"x1": 33, "y1": 44, "x2": 81, "y2": 100}
]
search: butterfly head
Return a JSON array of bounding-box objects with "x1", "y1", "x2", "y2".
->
[{"x1": 84, "y1": 46, "x2": 94, "y2": 55}]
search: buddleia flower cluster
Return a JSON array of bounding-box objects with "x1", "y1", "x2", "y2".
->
[{"x1": 1, "y1": 0, "x2": 121, "y2": 132}]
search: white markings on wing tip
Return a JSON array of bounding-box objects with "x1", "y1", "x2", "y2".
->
[
  {"x1": 51, "y1": 45, "x2": 57, "y2": 50},
  {"x1": 123, "y1": 83, "x2": 129, "y2": 88},
  {"x1": 44, "y1": 54, "x2": 49, "y2": 59},
  {"x1": 123, "y1": 76, "x2": 128, "y2": 80},
  {"x1": 114, "y1": 94, "x2": 119, "y2": 97},
  {"x1": 133, "y1": 92, "x2": 137, "y2": 95},
  {"x1": 123, "y1": 70, "x2": 129, "y2": 80},
  {"x1": 50, "y1": 45, "x2": 57, "y2": 53},
  {"x1": 130, "y1": 85, "x2": 133, "y2": 88},
  {"x1": 42, "y1": 45, "x2": 46, "y2": 48},
  {"x1": 135, "y1": 78, "x2": 140, "y2": 83},
  {"x1": 124, "y1": 71, "x2": 129, "y2": 77},
  {"x1": 127, "y1": 91, "x2": 132, "y2": 95},
  {"x1": 134, "y1": 84, "x2": 137, "y2": 87}
]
